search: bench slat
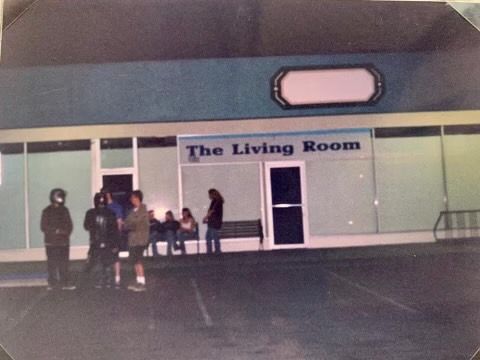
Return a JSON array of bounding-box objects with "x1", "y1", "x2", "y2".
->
[{"x1": 219, "y1": 220, "x2": 263, "y2": 239}]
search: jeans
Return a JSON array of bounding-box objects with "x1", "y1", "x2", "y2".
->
[
  {"x1": 149, "y1": 231, "x2": 161, "y2": 257},
  {"x1": 46, "y1": 245, "x2": 70, "y2": 287},
  {"x1": 205, "y1": 227, "x2": 221, "y2": 254},
  {"x1": 166, "y1": 230, "x2": 177, "y2": 256},
  {"x1": 176, "y1": 232, "x2": 194, "y2": 255}
]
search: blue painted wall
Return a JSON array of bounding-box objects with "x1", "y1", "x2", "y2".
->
[{"x1": 0, "y1": 49, "x2": 479, "y2": 129}]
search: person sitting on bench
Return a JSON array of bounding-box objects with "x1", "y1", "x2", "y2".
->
[
  {"x1": 164, "y1": 211, "x2": 180, "y2": 256},
  {"x1": 177, "y1": 208, "x2": 197, "y2": 255}
]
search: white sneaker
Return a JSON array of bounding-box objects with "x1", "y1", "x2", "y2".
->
[
  {"x1": 127, "y1": 283, "x2": 146, "y2": 292},
  {"x1": 61, "y1": 284, "x2": 76, "y2": 291}
]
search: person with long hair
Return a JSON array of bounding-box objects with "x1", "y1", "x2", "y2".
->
[
  {"x1": 202, "y1": 189, "x2": 224, "y2": 254},
  {"x1": 177, "y1": 208, "x2": 196, "y2": 255}
]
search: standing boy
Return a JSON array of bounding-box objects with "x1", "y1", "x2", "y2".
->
[
  {"x1": 83, "y1": 192, "x2": 119, "y2": 288},
  {"x1": 101, "y1": 187, "x2": 124, "y2": 288},
  {"x1": 41, "y1": 188, "x2": 75, "y2": 290},
  {"x1": 124, "y1": 190, "x2": 149, "y2": 292}
]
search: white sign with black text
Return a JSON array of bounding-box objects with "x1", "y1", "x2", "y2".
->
[{"x1": 178, "y1": 129, "x2": 372, "y2": 164}]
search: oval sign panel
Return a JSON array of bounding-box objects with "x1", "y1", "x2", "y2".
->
[{"x1": 271, "y1": 65, "x2": 383, "y2": 109}]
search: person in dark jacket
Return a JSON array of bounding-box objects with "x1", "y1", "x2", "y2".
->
[
  {"x1": 202, "y1": 188, "x2": 224, "y2": 254},
  {"x1": 41, "y1": 188, "x2": 75, "y2": 290},
  {"x1": 83, "y1": 192, "x2": 120, "y2": 288},
  {"x1": 164, "y1": 210, "x2": 180, "y2": 256}
]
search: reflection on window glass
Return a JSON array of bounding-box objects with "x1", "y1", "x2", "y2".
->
[
  {"x1": 307, "y1": 159, "x2": 376, "y2": 235},
  {"x1": 444, "y1": 134, "x2": 480, "y2": 211},
  {"x1": 0, "y1": 144, "x2": 25, "y2": 249},
  {"x1": 27, "y1": 141, "x2": 92, "y2": 247},
  {"x1": 182, "y1": 164, "x2": 261, "y2": 239},
  {"x1": 376, "y1": 136, "x2": 445, "y2": 232}
]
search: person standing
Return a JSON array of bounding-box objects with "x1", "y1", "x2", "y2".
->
[
  {"x1": 101, "y1": 187, "x2": 123, "y2": 288},
  {"x1": 83, "y1": 192, "x2": 119, "y2": 288},
  {"x1": 202, "y1": 189, "x2": 224, "y2": 254},
  {"x1": 124, "y1": 190, "x2": 149, "y2": 292},
  {"x1": 41, "y1": 188, "x2": 75, "y2": 290}
]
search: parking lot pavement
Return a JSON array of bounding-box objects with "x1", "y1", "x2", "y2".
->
[{"x1": 0, "y1": 244, "x2": 480, "y2": 359}]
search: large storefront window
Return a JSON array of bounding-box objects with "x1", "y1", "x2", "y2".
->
[
  {"x1": 443, "y1": 126, "x2": 480, "y2": 211},
  {"x1": 138, "y1": 137, "x2": 179, "y2": 217},
  {"x1": 0, "y1": 144, "x2": 26, "y2": 249},
  {"x1": 178, "y1": 129, "x2": 374, "y2": 241},
  {"x1": 307, "y1": 158, "x2": 377, "y2": 235},
  {"x1": 181, "y1": 163, "x2": 262, "y2": 238},
  {"x1": 27, "y1": 141, "x2": 92, "y2": 248},
  {"x1": 101, "y1": 138, "x2": 133, "y2": 169},
  {"x1": 375, "y1": 128, "x2": 445, "y2": 232}
]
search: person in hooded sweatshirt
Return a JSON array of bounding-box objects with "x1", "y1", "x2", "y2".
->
[
  {"x1": 83, "y1": 192, "x2": 120, "y2": 288},
  {"x1": 41, "y1": 188, "x2": 75, "y2": 291}
]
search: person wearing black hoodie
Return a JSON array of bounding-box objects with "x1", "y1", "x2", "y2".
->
[
  {"x1": 83, "y1": 192, "x2": 120, "y2": 288},
  {"x1": 41, "y1": 188, "x2": 75, "y2": 290}
]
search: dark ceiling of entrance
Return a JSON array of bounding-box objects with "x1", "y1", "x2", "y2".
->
[{"x1": 2, "y1": 0, "x2": 479, "y2": 67}]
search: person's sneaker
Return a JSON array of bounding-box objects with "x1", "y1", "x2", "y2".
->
[
  {"x1": 94, "y1": 284, "x2": 103, "y2": 289},
  {"x1": 127, "y1": 283, "x2": 146, "y2": 292},
  {"x1": 46, "y1": 286, "x2": 54, "y2": 291},
  {"x1": 115, "y1": 282, "x2": 121, "y2": 290},
  {"x1": 61, "y1": 284, "x2": 76, "y2": 291}
]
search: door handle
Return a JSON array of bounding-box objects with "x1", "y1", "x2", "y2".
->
[{"x1": 272, "y1": 204, "x2": 303, "y2": 208}]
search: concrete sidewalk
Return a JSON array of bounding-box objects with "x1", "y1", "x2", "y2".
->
[{"x1": 0, "y1": 239, "x2": 479, "y2": 278}]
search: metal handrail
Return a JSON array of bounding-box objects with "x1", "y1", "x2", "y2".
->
[{"x1": 433, "y1": 210, "x2": 480, "y2": 241}]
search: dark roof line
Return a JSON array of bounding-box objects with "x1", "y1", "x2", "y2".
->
[
  {"x1": 4, "y1": 0, "x2": 40, "y2": 32},
  {"x1": 2, "y1": 0, "x2": 479, "y2": 67}
]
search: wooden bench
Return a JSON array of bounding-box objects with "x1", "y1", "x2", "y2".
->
[
  {"x1": 153, "y1": 220, "x2": 265, "y2": 255},
  {"x1": 218, "y1": 219, "x2": 264, "y2": 249}
]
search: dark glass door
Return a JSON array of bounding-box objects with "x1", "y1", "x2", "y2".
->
[
  {"x1": 102, "y1": 174, "x2": 133, "y2": 214},
  {"x1": 102, "y1": 174, "x2": 133, "y2": 251},
  {"x1": 269, "y1": 166, "x2": 305, "y2": 246}
]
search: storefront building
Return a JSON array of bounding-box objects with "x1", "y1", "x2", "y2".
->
[{"x1": 0, "y1": 1, "x2": 479, "y2": 259}]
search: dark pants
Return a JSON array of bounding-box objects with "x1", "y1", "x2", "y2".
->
[
  {"x1": 84, "y1": 247, "x2": 114, "y2": 286},
  {"x1": 46, "y1": 245, "x2": 70, "y2": 287},
  {"x1": 150, "y1": 231, "x2": 161, "y2": 257},
  {"x1": 166, "y1": 230, "x2": 177, "y2": 256},
  {"x1": 206, "y1": 227, "x2": 221, "y2": 254},
  {"x1": 176, "y1": 232, "x2": 192, "y2": 255}
]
